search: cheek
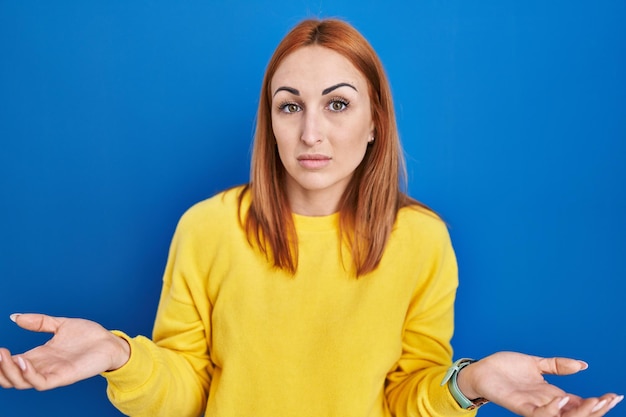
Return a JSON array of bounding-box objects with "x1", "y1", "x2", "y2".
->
[
  {"x1": 334, "y1": 120, "x2": 371, "y2": 152},
  {"x1": 330, "y1": 107, "x2": 373, "y2": 143},
  {"x1": 332, "y1": 136, "x2": 370, "y2": 172},
  {"x1": 272, "y1": 117, "x2": 298, "y2": 146}
]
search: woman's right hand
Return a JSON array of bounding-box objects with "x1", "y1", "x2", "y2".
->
[{"x1": 0, "y1": 313, "x2": 130, "y2": 390}]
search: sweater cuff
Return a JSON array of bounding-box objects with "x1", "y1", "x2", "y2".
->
[
  {"x1": 101, "y1": 331, "x2": 156, "y2": 393},
  {"x1": 440, "y1": 383, "x2": 479, "y2": 416}
]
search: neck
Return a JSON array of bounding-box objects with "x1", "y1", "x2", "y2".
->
[{"x1": 288, "y1": 190, "x2": 342, "y2": 216}]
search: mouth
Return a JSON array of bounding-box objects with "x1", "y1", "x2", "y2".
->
[{"x1": 297, "y1": 154, "x2": 331, "y2": 169}]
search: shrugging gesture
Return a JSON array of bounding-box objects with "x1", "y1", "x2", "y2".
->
[
  {"x1": 0, "y1": 313, "x2": 129, "y2": 391},
  {"x1": 457, "y1": 351, "x2": 622, "y2": 416},
  {"x1": 0, "y1": 17, "x2": 622, "y2": 417}
]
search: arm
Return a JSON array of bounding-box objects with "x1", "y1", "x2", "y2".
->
[
  {"x1": 383, "y1": 216, "x2": 623, "y2": 416},
  {"x1": 0, "y1": 309, "x2": 210, "y2": 417},
  {"x1": 103, "y1": 210, "x2": 214, "y2": 417},
  {"x1": 385, "y1": 220, "x2": 475, "y2": 416},
  {"x1": 0, "y1": 206, "x2": 215, "y2": 417},
  {"x1": 0, "y1": 274, "x2": 211, "y2": 417}
]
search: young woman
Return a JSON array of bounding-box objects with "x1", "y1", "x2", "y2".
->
[{"x1": 0, "y1": 18, "x2": 621, "y2": 417}]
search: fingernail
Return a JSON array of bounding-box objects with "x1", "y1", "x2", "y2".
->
[
  {"x1": 592, "y1": 399, "x2": 607, "y2": 413},
  {"x1": 558, "y1": 396, "x2": 570, "y2": 409},
  {"x1": 16, "y1": 356, "x2": 26, "y2": 371},
  {"x1": 608, "y1": 395, "x2": 624, "y2": 410},
  {"x1": 9, "y1": 313, "x2": 21, "y2": 323},
  {"x1": 578, "y1": 360, "x2": 589, "y2": 370}
]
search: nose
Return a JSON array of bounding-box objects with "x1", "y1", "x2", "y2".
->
[{"x1": 300, "y1": 109, "x2": 322, "y2": 146}]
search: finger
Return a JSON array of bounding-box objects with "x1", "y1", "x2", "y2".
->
[
  {"x1": 10, "y1": 313, "x2": 62, "y2": 334},
  {"x1": 0, "y1": 351, "x2": 33, "y2": 390},
  {"x1": 0, "y1": 349, "x2": 15, "y2": 388},
  {"x1": 537, "y1": 357, "x2": 588, "y2": 376},
  {"x1": 562, "y1": 394, "x2": 619, "y2": 417},
  {"x1": 608, "y1": 395, "x2": 624, "y2": 411},
  {"x1": 588, "y1": 394, "x2": 624, "y2": 415},
  {"x1": 12, "y1": 356, "x2": 52, "y2": 391},
  {"x1": 525, "y1": 396, "x2": 570, "y2": 417}
]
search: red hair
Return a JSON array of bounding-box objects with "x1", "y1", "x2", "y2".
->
[{"x1": 240, "y1": 18, "x2": 425, "y2": 276}]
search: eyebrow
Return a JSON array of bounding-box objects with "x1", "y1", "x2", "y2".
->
[
  {"x1": 272, "y1": 82, "x2": 358, "y2": 97},
  {"x1": 273, "y1": 86, "x2": 300, "y2": 97},
  {"x1": 322, "y1": 82, "x2": 357, "y2": 95}
]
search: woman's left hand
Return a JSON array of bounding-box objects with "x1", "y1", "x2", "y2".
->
[{"x1": 456, "y1": 351, "x2": 623, "y2": 416}]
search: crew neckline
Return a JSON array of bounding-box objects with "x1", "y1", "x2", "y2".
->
[{"x1": 292, "y1": 211, "x2": 340, "y2": 232}]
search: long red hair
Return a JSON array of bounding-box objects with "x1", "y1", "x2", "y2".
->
[{"x1": 240, "y1": 18, "x2": 425, "y2": 276}]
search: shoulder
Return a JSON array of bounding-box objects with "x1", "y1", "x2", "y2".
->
[
  {"x1": 389, "y1": 204, "x2": 456, "y2": 262},
  {"x1": 176, "y1": 185, "x2": 248, "y2": 235},
  {"x1": 396, "y1": 204, "x2": 449, "y2": 241}
]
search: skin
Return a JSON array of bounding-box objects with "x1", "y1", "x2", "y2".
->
[
  {"x1": 0, "y1": 314, "x2": 129, "y2": 390},
  {"x1": 0, "y1": 46, "x2": 622, "y2": 416},
  {"x1": 270, "y1": 45, "x2": 374, "y2": 216},
  {"x1": 457, "y1": 352, "x2": 622, "y2": 416}
]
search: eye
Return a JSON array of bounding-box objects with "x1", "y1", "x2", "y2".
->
[
  {"x1": 278, "y1": 102, "x2": 301, "y2": 114},
  {"x1": 327, "y1": 98, "x2": 349, "y2": 112}
]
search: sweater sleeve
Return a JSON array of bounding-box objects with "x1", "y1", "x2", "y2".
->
[
  {"x1": 103, "y1": 208, "x2": 214, "y2": 417},
  {"x1": 385, "y1": 220, "x2": 477, "y2": 417}
]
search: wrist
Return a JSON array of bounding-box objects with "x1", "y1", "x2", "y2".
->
[
  {"x1": 441, "y1": 358, "x2": 489, "y2": 410},
  {"x1": 457, "y1": 361, "x2": 482, "y2": 400},
  {"x1": 107, "y1": 332, "x2": 131, "y2": 372}
]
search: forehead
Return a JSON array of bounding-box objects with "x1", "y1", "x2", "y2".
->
[{"x1": 271, "y1": 45, "x2": 368, "y2": 91}]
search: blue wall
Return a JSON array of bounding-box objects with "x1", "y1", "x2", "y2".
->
[{"x1": 1, "y1": 1, "x2": 624, "y2": 416}]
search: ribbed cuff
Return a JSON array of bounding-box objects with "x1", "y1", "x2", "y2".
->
[{"x1": 101, "y1": 331, "x2": 156, "y2": 393}]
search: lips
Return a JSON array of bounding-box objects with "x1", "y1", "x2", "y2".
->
[{"x1": 297, "y1": 154, "x2": 331, "y2": 169}]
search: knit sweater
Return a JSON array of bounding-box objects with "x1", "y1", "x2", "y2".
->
[{"x1": 103, "y1": 186, "x2": 476, "y2": 417}]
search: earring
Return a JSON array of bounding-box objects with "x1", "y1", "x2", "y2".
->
[{"x1": 368, "y1": 136, "x2": 375, "y2": 143}]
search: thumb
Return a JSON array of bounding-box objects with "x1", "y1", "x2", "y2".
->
[
  {"x1": 10, "y1": 313, "x2": 62, "y2": 334},
  {"x1": 538, "y1": 357, "x2": 589, "y2": 376}
]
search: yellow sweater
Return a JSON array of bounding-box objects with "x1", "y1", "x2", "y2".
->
[{"x1": 103, "y1": 187, "x2": 475, "y2": 417}]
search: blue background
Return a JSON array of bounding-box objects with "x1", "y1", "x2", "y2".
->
[{"x1": 1, "y1": 1, "x2": 624, "y2": 416}]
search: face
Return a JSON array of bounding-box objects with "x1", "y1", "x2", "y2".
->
[{"x1": 270, "y1": 45, "x2": 374, "y2": 215}]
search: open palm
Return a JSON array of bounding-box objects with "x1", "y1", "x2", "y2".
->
[
  {"x1": 463, "y1": 351, "x2": 621, "y2": 416},
  {"x1": 0, "y1": 314, "x2": 129, "y2": 390}
]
